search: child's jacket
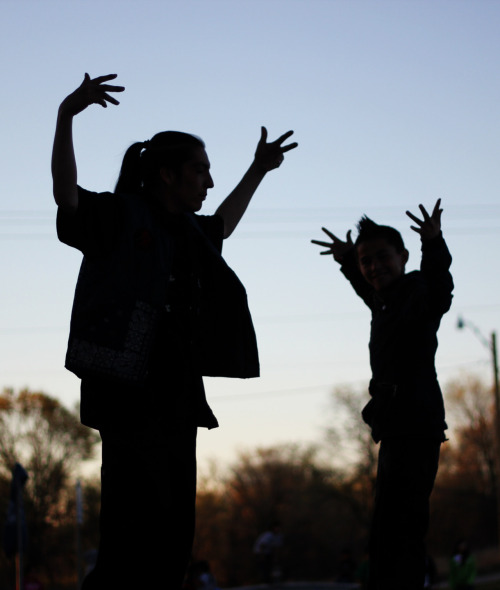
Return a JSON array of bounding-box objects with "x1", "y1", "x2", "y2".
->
[{"x1": 341, "y1": 234, "x2": 453, "y2": 442}]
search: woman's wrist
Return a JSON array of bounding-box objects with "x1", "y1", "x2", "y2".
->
[{"x1": 249, "y1": 158, "x2": 269, "y2": 177}]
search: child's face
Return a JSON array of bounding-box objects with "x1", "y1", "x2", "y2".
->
[{"x1": 357, "y1": 238, "x2": 408, "y2": 291}]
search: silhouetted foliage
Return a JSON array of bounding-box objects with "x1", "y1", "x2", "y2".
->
[
  {"x1": 193, "y1": 375, "x2": 500, "y2": 586},
  {"x1": 0, "y1": 374, "x2": 497, "y2": 587},
  {"x1": 0, "y1": 388, "x2": 100, "y2": 587},
  {"x1": 194, "y1": 444, "x2": 369, "y2": 586},
  {"x1": 430, "y1": 375, "x2": 498, "y2": 552},
  {"x1": 324, "y1": 385, "x2": 378, "y2": 526}
]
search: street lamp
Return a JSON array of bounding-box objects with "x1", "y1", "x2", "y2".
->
[{"x1": 457, "y1": 316, "x2": 500, "y2": 547}]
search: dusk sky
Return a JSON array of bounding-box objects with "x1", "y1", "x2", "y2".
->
[{"x1": 0, "y1": 0, "x2": 499, "y2": 474}]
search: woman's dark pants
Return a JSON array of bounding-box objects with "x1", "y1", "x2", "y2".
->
[{"x1": 82, "y1": 423, "x2": 198, "y2": 590}]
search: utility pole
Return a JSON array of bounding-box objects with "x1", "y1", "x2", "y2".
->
[
  {"x1": 76, "y1": 480, "x2": 83, "y2": 590},
  {"x1": 457, "y1": 317, "x2": 500, "y2": 548},
  {"x1": 16, "y1": 475, "x2": 24, "y2": 590}
]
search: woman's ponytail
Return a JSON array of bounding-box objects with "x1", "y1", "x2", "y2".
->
[{"x1": 114, "y1": 142, "x2": 146, "y2": 194}]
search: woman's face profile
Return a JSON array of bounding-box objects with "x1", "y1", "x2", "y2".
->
[{"x1": 162, "y1": 147, "x2": 214, "y2": 213}]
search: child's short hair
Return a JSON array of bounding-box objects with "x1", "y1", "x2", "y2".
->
[{"x1": 355, "y1": 216, "x2": 406, "y2": 252}]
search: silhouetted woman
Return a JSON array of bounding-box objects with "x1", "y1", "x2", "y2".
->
[{"x1": 51, "y1": 73, "x2": 297, "y2": 590}]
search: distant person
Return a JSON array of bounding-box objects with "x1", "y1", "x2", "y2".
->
[
  {"x1": 336, "y1": 547, "x2": 356, "y2": 583},
  {"x1": 23, "y1": 571, "x2": 44, "y2": 590},
  {"x1": 424, "y1": 553, "x2": 438, "y2": 588},
  {"x1": 83, "y1": 548, "x2": 97, "y2": 576},
  {"x1": 449, "y1": 540, "x2": 476, "y2": 590},
  {"x1": 52, "y1": 73, "x2": 297, "y2": 590},
  {"x1": 195, "y1": 560, "x2": 220, "y2": 590},
  {"x1": 312, "y1": 200, "x2": 453, "y2": 590},
  {"x1": 254, "y1": 522, "x2": 283, "y2": 583},
  {"x1": 356, "y1": 547, "x2": 370, "y2": 590}
]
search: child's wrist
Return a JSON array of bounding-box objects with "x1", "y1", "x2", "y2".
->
[{"x1": 422, "y1": 230, "x2": 442, "y2": 241}]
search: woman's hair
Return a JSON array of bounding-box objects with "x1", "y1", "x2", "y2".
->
[
  {"x1": 355, "y1": 215, "x2": 406, "y2": 253},
  {"x1": 114, "y1": 131, "x2": 205, "y2": 195}
]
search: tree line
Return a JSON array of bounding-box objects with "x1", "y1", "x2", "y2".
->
[{"x1": 0, "y1": 374, "x2": 496, "y2": 588}]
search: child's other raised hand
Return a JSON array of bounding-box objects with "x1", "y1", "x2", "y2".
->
[
  {"x1": 406, "y1": 199, "x2": 443, "y2": 241},
  {"x1": 311, "y1": 227, "x2": 354, "y2": 263}
]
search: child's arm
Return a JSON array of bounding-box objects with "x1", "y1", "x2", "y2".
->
[
  {"x1": 311, "y1": 228, "x2": 374, "y2": 305},
  {"x1": 406, "y1": 198, "x2": 442, "y2": 241},
  {"x1": 406, "y1": 199, "x2": 454, "y2": 314},
  {"x1": 311, "y1": 227, "x2": 353, "y2": 263}
]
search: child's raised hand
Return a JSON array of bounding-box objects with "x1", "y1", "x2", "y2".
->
[
  {"x1": 311, "y1": 227, "x2": 354, "y2": 263},
  {"x1": 406, "y1": 199, "x2": 443, "y2": 241}
]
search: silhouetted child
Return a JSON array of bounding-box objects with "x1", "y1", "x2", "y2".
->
[{"x1": 312, "y1": 200, "x2": 453, "y2": 590}]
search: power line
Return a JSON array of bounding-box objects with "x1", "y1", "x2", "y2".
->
[
  {"x1": 1, "y1": 303, "x2": 499, "y2": 335},
  {"x1": 0, "y1": 203, "x2": 498, "y2": 238},
  {"x1": 209, "y1": 383, "x2": 333, "y2": 401}
]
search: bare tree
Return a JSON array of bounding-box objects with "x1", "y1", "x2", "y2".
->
[
  {"x1": 324, "y1": 385, "x2": 378, "y2": 523},
  {"x1": 443, "y1": 374, "x2": 496, "y2": 495}
]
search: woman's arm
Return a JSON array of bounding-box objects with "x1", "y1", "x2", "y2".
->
[
  {"x1": 215, "y1": 127, "x2": 297, "y2": 238},
  {"x1": 51, "y1": 73, "x2": 124, "y2": 211}
]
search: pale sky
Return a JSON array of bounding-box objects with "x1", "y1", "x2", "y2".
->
[{"x1": 0, "y1": 0, "x2": 499, "y2": 474}]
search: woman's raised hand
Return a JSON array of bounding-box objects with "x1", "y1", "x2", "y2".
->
[
  {"x1": 59, "y1": 73, "x2": 125, "y2": 117},
  {"x1": 254, "y1": 127, "x2": 298, "y2": 172}
]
